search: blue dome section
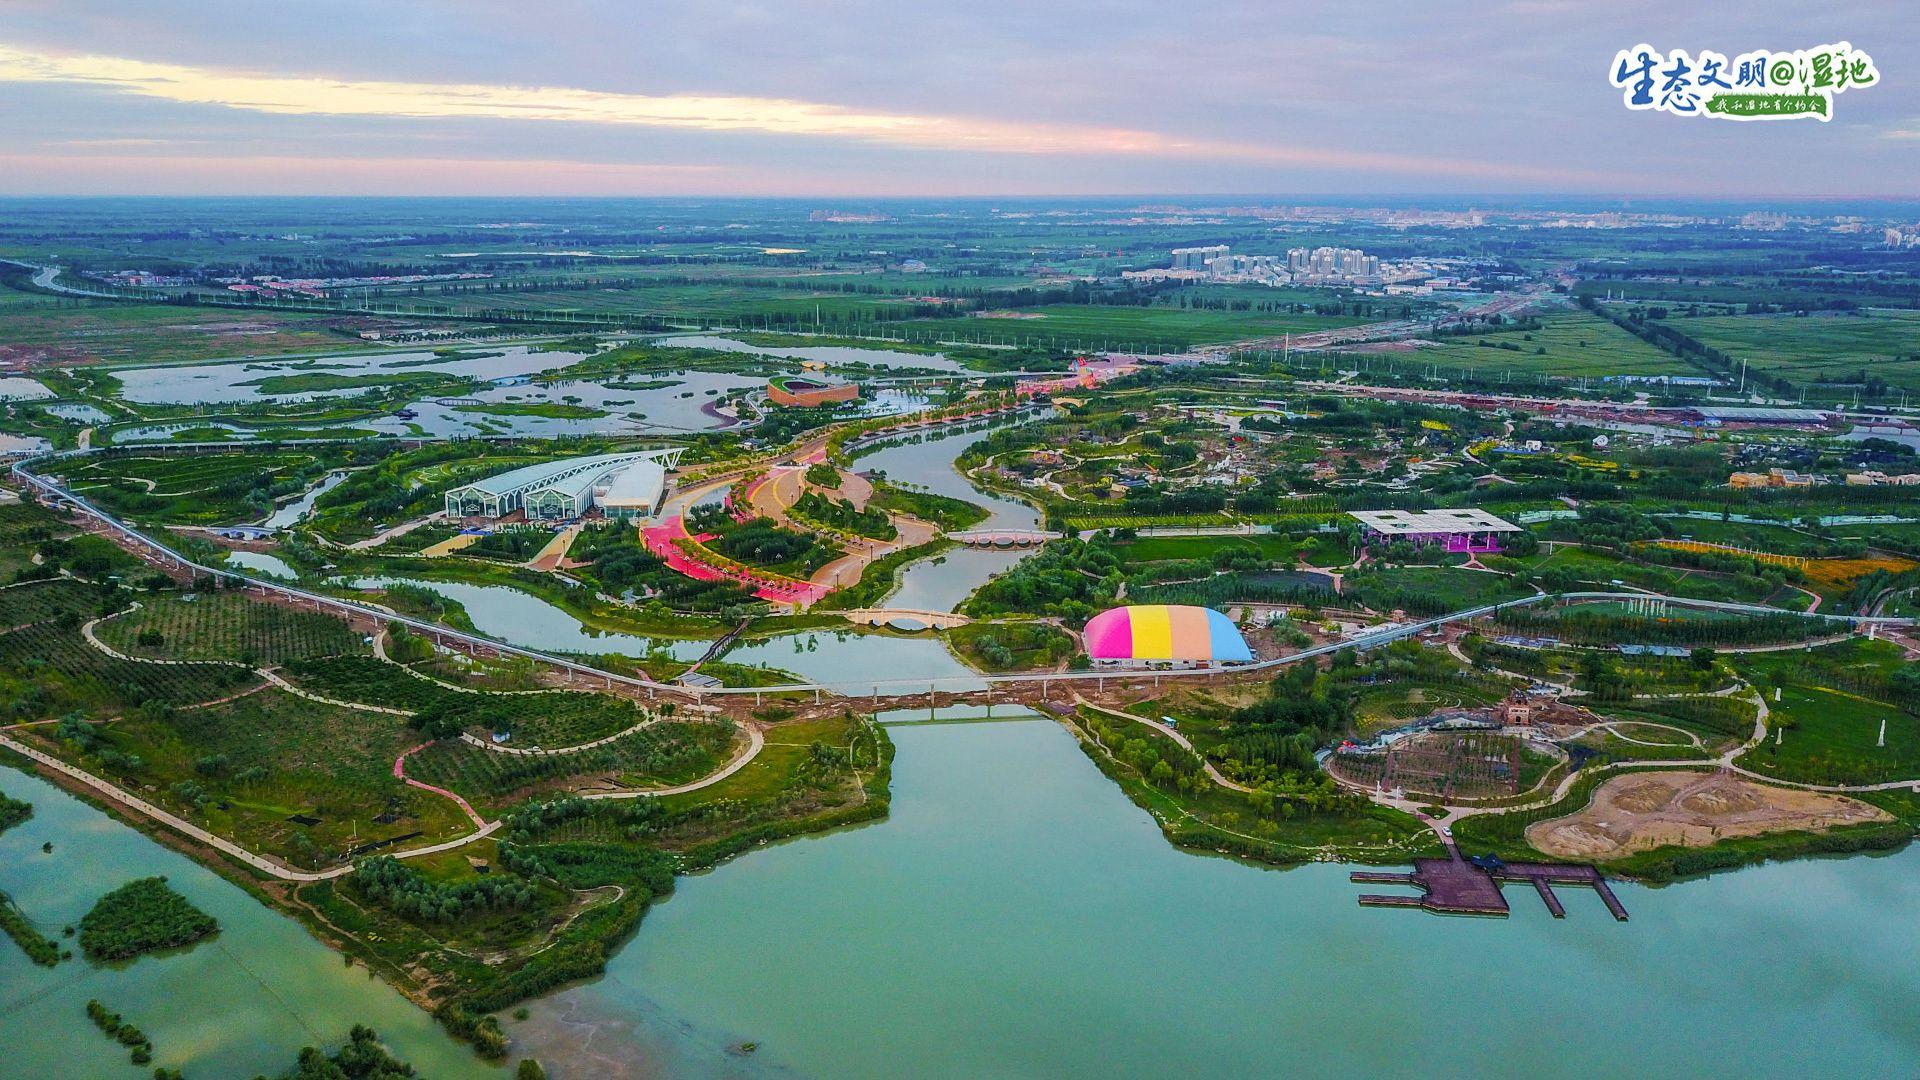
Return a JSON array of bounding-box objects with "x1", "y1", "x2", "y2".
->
[{"x1": 1203, "y1": 607, "x2": 1254, "y2": 663}]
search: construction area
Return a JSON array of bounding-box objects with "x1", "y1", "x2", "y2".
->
[
  {"x1": 1525, "y1": 771, "x2": 1892, "y2": 860},
  {"x1": 1329, "y1": 729, "x2": 1548, "y2": 802}
]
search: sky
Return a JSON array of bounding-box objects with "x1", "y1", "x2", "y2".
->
[{"x1": 0, "y1": 0, "x2": 1915, "y2": 199}]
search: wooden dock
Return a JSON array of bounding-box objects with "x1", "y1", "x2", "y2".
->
[{"x1": 1353, "y1": 847, "x2": 1627, "y2": 921}]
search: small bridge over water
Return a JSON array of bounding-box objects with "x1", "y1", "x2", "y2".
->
[
  {"x1": 838, "y1": 607, "x2": 973, "y2": 630},
  {"x1": 947, "y1": 530, "x2": 1060, "y2": 548}
]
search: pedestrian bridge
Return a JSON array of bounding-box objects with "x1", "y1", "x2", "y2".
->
[
  {"x1": 947, "y1": 530, "x2": 1060, "y2": 548},
  {"x1": 838, "y1": 608, "x2": 973, "y2": 630}
]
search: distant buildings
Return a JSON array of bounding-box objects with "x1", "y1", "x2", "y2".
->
[
  {"x1": 1141, "y1": 244, "x2": 1412, "y2": 287},
  {"x1": 1845, "y1": 470, "x2": 1920, "y2": 487},
  {"x1": 1169, "y1": 245, "x2": 1229, "y2": 271},
  {"x1": 1728, "y1": 468, "x2": 1819, "y2": 490}
]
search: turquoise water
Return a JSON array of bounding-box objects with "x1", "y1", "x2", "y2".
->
[
  {"x1": 518, "y1": 715, "x2": 1920, "y2": 1079},
  {"x1": 0, "y1": 767, "x2": 496, "y2": 1078}
]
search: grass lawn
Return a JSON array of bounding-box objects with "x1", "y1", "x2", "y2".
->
[
  {"x1": 1737, "y1": 686, "x2": 1920, "y2": 786},
  {"x1": 0, "y1": 304, "x2": 377, "y2": 366},
  {"x1": 1112, "y1": 533, "x2": 1296, "y2": 565},
  {"x1": 657, "y1": 714, "x2": 861, "y2": 810}
]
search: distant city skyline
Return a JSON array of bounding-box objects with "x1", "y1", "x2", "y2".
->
[{"x1": 0, "y1": 1, "x2": 1915, "y2": 198}]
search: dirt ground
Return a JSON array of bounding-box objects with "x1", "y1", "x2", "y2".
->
[{"x1": 1527, "y1": 770, "x2": 1891, "y2": 859}]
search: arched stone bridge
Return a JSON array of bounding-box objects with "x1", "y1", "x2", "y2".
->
[{"x1": 946, "y1": 530, "x2": 1061, "y2": 548}]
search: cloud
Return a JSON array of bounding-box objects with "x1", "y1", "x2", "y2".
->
[{"x1": 0, "y1": 44, "x2": 1597, "y2": 184}]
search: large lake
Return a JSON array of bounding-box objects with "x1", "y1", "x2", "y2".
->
[
  {"x1": 9, "y1": 642, "x2": 1920, "y2": 1078},
  {"x1": 515, "y1": 714, "x2": 1920, "y2": 1079}
]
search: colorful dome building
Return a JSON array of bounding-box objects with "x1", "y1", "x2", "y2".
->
[{"x1": 1082, "y1": 605, "x2": 1253, "y2": 670}]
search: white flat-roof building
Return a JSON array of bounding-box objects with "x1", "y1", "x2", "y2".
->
[
  {"x1": 596, "y1": 458, "x2": 669, "y2": 520},
  {"x1": 1349, "y1": 509, "x2": 1520, "y2": 554}
]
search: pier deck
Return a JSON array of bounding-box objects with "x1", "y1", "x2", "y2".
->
[{"x1": 1353, "y1": 847, "x2": 1628, "y2": 921}]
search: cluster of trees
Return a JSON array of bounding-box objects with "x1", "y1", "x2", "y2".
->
[
  {"x1": 84, "y1": 999, "x2": 154, "y2": 1067},
  {"x1": 465, "y1": 527, "x2": 552, "y2": 559},
  {"x1": 1496, "y1": 605, "x2": 1829, "y2": 647},
  {"x1": 1218, "y1": 663, "x2": 1355, "y2": 785},
  {"x1": 283, "y1": 1024, "x2": 423, "y2": 1080},
  {"x1": 708, "y1": 518, "x2": 829, "y2": 571},
  {"x1": 0, "y1": 794, "x2": 29, "y2": 835},
  {"x1": 499, "y1": 839, "x2": 673, "y2": 893},
  {"x1": 351, "y1": 856, "x2": 539, "y2": 924},
  {"x1": 572, "y1": 524, "x2": 751, "y2": 612},
  {"x1": 1082, "y1": 712, "x2": 1208, "y2": 794},
  {"x1": 78, "y1": 877, "x2": 218, "y2": 961},
  {"x1": 0, "y1": 886, "x2": 62, "y2": 966},
  {"x1": 792, "y1": 491, "x2": 896, "y2": 541},
  {"x1": 962, "y1": 536, "x2": 1120, "y2": 621}
]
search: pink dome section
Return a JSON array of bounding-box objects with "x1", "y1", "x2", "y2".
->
[{"x1": 1083, "y1": 607, "x2": 1133, "y2": 660}]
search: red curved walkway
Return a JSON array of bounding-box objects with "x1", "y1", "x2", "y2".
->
[{"x1": 641, "y1": 514, "x2": 829, "y2": 606}]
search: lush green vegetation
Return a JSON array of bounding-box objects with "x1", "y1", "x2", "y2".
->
[
  {"x1": 947, "y1": 621, "x2": 1077, "y2": 672},
  {"x1": 791, "y1": 490, "x2": 896, "y2": 541},
  {"x1": 281, "y1": 1024, "x2": 427, "y2": 1080},
  {"x1": 0, "y1": 888, "x2": 63, "y2": 966},
  {"x1": 962, "y1": 535, "x2": 1120, "y2": 621},
  {"x1": 79, "y1": 876, "x2": 219, "y2": 960},
  {"x1": 84, "y1": 999, "x2": 156, "y2": 1067},
  {"x1": 0, "y1": 792, "x2": 30, "y2": 835},
  {"x1": 867, "y1": 482, "x2": 989, "y2": 531}
]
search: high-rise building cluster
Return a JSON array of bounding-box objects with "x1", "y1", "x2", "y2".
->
[
  {"x1": 1169, "y1": 245, "x2": 1229, "y2": 271},
  {"x1": 1287, "y1": 246, "x2": 1381, "y2": 278}
]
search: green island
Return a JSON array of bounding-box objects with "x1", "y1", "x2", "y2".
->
[{"x1": 79, "y1": 876, "x2": 220, "y2": 961}]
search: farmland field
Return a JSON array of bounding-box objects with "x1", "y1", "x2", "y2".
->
[
  {"x1": 1735, "y1": 686, "x2": 1920, "y2": 787},
  {"x1": 95, "y1": 591, "x2": 365, "y2": 664},
  {"x1": 0, "y1": 303, "x2": 410, "y2": 367},
  {"x1": 1402, "y1": 310, "x2": 1695, "y2": 379},
  {"x1": 0, "y1": 577, "x2": 121, "y2": 625},
  {"x1": 403, "y1": 719, "x2": 737, "y2": 811},
  {"x1": 70, "y1": 686, "x2": 472, "y2": 866},
  {"x1": 0, "y1": 619, "x2": 260, "y2": 718},
  {"x1": 58, "y1": 450, "x2": 319, "y2": 523},
  {"x1": 934, "y1": 303, "x2": 1364, "y2": 350},
  {"x1": 1668, "y1": 310, "x2": 1920, "y2": 392}
]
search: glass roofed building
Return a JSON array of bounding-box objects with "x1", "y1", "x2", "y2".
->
[{"x1": 443, "y1": 449, "x2": 682, "y2": 520}]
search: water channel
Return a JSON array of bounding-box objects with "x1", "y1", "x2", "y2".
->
[{"x1": 852, "y1": 422, "x2": 1041, "y2": 614}]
